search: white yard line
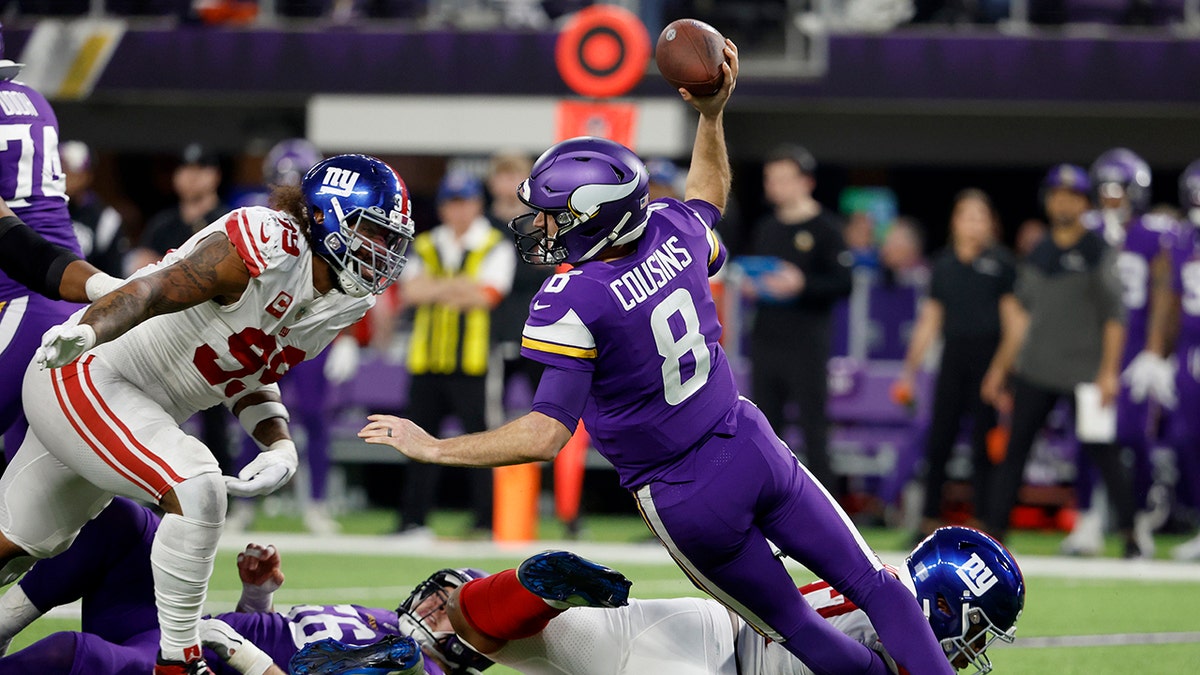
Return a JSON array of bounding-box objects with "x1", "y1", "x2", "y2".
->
[{"x1": 218, "y1": 532, "x2": 1200, "y2": 582}]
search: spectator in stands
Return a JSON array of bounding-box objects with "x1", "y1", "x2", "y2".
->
[
  {"x1": 748, "y1": 144, "x2": 853, "y2": 495},
  {"x1": 844, "y1": 209, "x2": 881, "y2": 271},
  {"x1": 395, "y1": 168, "x2": 516, "y2": 540},
  {"x1": 894, "y1": 189, "x2": 1017, "y2": 542},
  {"x1": 61, "y1": 141, "x2": 129, "y2": 279},
  {"x1": 486, "y1": 151, "x2": 547, "y2": 420},
  {"x1": 879, "y1": 216, "x2": 930, "y2": 290},
  {"x1": 127, "y1": 142, "x2": 236, "y2": 475},
  {"x1": 979, "y1": 165, "x2": 1138, "y2": 555}
]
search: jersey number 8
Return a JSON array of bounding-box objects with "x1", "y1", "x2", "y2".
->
[{"x1": 650, "y1": 288, "x2": 711, "y2": 405}]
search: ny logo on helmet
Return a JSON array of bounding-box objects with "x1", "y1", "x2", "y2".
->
[
  {"x1": 955, "y1": 553, "x2": 998, "y2": 596},
  {"x1": 319, "y1": 168, "x2": 360, "y2": 197}
]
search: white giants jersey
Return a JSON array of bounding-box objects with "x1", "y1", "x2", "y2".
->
[{"x1": 84, "y1": 206, "x2": 372, "y2": 420}]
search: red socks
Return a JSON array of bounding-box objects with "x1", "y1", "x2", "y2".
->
[{"x1": 458, "y1": 570, "x2": 565, "y2": 641}]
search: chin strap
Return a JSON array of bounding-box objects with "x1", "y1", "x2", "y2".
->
[{"x1": 337, "y1": 268, "x2": 371, "y2": 298}]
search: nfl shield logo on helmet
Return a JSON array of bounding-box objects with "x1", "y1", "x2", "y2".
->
[{"x1": 324, "y1": 232, "x2": 343, "y2": 252}]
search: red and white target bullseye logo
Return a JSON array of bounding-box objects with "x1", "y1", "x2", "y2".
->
[{"x1": 555, "y1": 5, "x2": 650, "y2": 99}]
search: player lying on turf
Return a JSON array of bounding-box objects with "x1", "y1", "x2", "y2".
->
[
  {"x1": 0, "y1": 498, "x2": 479, "y2": 675},
  {"x1": 293, "y1": 526, "x2": 1025, "y2": 675}
]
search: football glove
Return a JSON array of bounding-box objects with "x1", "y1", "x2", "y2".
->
[
  {"x1": 224, "y1": 439, "x2": 298, "y2": 498},
  {"x1": 34, "y1": 323, "x2": 97, "y2": 369},
  {"x1": 1122, "y1": 351, "x2": 1177, "y2": 409}
]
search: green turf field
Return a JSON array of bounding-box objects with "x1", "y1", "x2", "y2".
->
[{"x1": 10, "y1": 511, "x2": 1200, "y2": 674}]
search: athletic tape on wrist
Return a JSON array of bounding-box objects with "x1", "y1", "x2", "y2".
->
[{"x1": 238, "y1": 401, "x2": 290, "y2": 436}]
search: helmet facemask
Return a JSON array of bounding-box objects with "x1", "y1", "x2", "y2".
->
[
  {"x1": 321, "y1": 201, "x2": 413, "y2": 298},
  {"x1": 396, "y1": 569, "x2": 493, "y2": 673},
  {"x1": 936, "y1": 598, "x2": 1018, "y2": 674}
]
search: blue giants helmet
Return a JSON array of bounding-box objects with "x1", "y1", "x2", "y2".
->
[
  {"x1": 397, "y1": 567, "x2": 493, "y2": 674},
  {"x1": 1090, "y1": 147, "x2": 1152, "y2": 213},
  {"x1": 301, "y1": 154, "x2": 414, "y2": 298},
  {"x1": 1180, "y1": 159, "x2": 1200, "y2": 227},
  {"x1": 509, "y1": 136, "x2": 649, "y2": 265},
  {"x1": 907, "y1": 527, "x2": 1025, "y2": 674},
  {"x1": 264, "y1": 138, "x2": 323, "y2": 188}
]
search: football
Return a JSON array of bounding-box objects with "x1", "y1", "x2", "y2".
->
[{"x1": 655, "y1": 19, "x2": 727, "y2": 97}]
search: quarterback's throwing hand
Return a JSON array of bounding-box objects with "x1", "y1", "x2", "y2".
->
[{"x1": 35, "y1": 323, "x2": 97, "y2": 369}]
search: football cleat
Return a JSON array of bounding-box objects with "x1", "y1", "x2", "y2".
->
[
  {"x1": 154, "y1": 652, "x2": 214, "y2": 675},
  {"x1": 517, "y1": 550, "x2": 632, "y2": 608},
  {"x1": 289, "y1": 635, "x2": 422, "y2": 675}
]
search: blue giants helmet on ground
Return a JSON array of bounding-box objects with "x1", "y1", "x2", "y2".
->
[
  {"x1": 397, "y1": 567, "x2": 493, "y2": 674},
  {"x1": 1090, "y1": 147, "x2": 1152, "y2": 213},
  {"x1": 509, "y1": 136, "x2": 649, "y2": 265},
  {"x1": 1180, "y1": 159, "x2": 1200, "y2": 227},
  {"x1": 907, "y1": 527, "x2": 1025, "y2": 674},
  {"x1": 301, "y1": 154, "x2": 414, "y2": 298},
  {"x1": 264, "y1": 138, "x2": 323, "y2": 188}
]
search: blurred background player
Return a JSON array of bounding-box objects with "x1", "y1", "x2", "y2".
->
[
  {"x1": 894, "y1": 189, "x2": 1017, "y2": 542},
  {"x1": 0, "y1": 153, "x2": 414, "y2": 675},
  {"x1": 226, "y1": 138, "x2": 358, "y2": 536},
  {"x1": 747, "y1": 143, "x2": 853, "y2": 497},
  {"x1": 980, "y1": 164, "x2": 1137, "y2": 555},
  {"x1": 302, "y1": 527, "x2": 1024, "y2": 675},
  {"x1": 61, "y1": 140, "x2": 129, "y2": 279},
  {"x1": 395, "y1": 167, "x2": 516, "y2": 540},
  {"x1": 0, "y1": 497, "x2": 477, "y2": 675},
  {"x1": 1142, "y1": 160, "x2": 1200, "y2": 560},
  {"x1": 0, "y1": 26, "x2": 90, "y2": 465},
  {"x1": 1058, "y1": 148, "x2": 1175, "y2": 557}
]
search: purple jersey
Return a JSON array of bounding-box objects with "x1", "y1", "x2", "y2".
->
[
  {"x1": 1085, "y1": 211, "x2": 1178, "y2": 364},
  {"x1": 214, "y1": 604, "x2": 445, "y2": 675},
  {"x1": 0, "y1": 78, "x2": 76, "y2": 300},
  {"x1": 521, "y1": 198, "x2": 735, "y2": 489},
  {"x1": 1172, "y1": 225, "x2": 1200, "y2": 376}
]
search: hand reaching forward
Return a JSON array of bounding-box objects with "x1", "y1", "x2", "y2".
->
[{"x1": 358, "y1": 414, "x2": 441, "y2": 463}]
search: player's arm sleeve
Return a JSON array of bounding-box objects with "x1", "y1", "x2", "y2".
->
[
  {"x1": 531, "y1": 366, "x2": 592, "y2": 432},
  {"x1": 683, "y1": 199, "x2": 728, "y2": 276},
  {"x1": 519, "y1": 282, "x2": 598, "y2": 373},
  {"x1": 0, "y1": 214, "x2": 82, "y2": 301}
]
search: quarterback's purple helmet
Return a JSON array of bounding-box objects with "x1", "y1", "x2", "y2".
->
[
  {"x1": 908, "y1": 527, "x2": 1025, "y2": 674},
  {"x1": 397, "y1": 567, "x2": 493, "y2": 673},
  {"x1": 1090, "y1": 147, "x2": 1152, "y2": 213},
  {"x1": 1179, "y1": 159, "x2": 1200, "y2": 226},
  {"x1": 264, "y1": 138, "x2": 323, "y2": 188},
  {"x1": 301, "y1": 154, "x2": 414, "y2": 298},
  {"x1": 509, "y1": 136, "x2": 650, "y2": 265}
]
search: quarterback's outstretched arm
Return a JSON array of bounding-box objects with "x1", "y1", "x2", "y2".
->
[
  {"x1": 360, "y1": 365, "x2": 585, "y2": 466},
  {"x1": 681, "y1": 40, "x2": 737, "y2": 214}
]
